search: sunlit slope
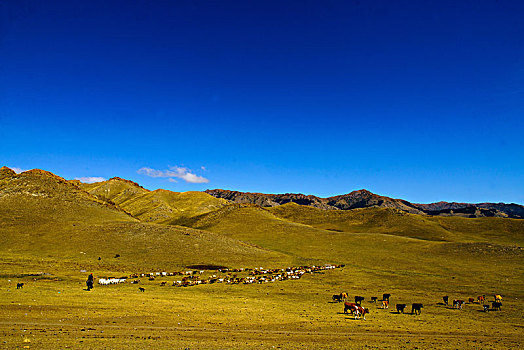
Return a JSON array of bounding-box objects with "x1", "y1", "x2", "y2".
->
[
  {"x1": 77, "y1": 177, "x2": 149, "y2": 205},
  {"x1": 268, "y1": 203, "x2": 454, "y2": 241},
  {"x1": 0, "y1": 170, "x2": 288, "y2": 269},
  {"x1": 172, "y1": 204, "x2": 444, "y2": 265},
  {"x1": 173, "y1": 203, "x2": 523, "y2": 295},
  {"x1": 123, "y1": 189, "x2": 229, "y2": 223},
  {"x1": 80, "y1": 178, "x2": 229, "y2": 223},
  {"x1": 269, "y1": 202, "x2": 524, "y2": 245}
]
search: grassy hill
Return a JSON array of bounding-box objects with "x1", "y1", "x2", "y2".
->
[
  {"x1": 0, "y1": 169, "x2": 288, "y2": 270},
  {"x1": 80, "y1": 177, "x2": 229, "y2": 223},
  {"x1": 1, "y1": 168, "x2": 523, "y2": 349}
]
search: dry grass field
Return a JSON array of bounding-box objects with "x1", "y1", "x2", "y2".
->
[{"x1": 1, "y1": 169, "x2": 523, "y2": 349}]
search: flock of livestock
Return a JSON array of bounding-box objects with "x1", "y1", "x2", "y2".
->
[
  {"x1": 332, "y1": 292, "x2": 505, "y2": 320},
  {"x1": 97, "y1": 264, "x2": 344, "y2": 288},
  {"x1": 442, "y1": 294, "x2": 503, "y2": 312}
]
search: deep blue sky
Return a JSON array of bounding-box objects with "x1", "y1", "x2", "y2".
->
[{"x1": 1, "y1": 0, "x2": 523, "y2": 203}]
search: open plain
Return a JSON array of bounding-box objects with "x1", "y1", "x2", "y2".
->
[{"x1": 1, "y1": 168, "x2": 523, "y2": 349}]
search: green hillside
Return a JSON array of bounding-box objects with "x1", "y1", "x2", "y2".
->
[
  {"x1": 80, "y1": 178, "x2": 229, "y2": 223},
  {"x1": 0, "y1": 170, "x2": 288, "y2": 270}
]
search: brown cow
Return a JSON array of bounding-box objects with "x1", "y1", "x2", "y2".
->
[
  {"x1": 477, "y1": 295, "x2": 486, "y2": 304},
  {"x1": 344, "y1": 302, "x2": 357, "y2": 314},
  {"x1": 381, "y1": 300, "x2": 389, "y2": 309},
  {"x1": 353, "y1": 306, "x2": 369, "y2": 320},
  {"x1": 453, "y1": 299, "x2": 465, "y2": 309}
]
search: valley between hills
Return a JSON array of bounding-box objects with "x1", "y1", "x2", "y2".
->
[{"x1": 0, "y1": 166, "x2": 522, "y2": 349}]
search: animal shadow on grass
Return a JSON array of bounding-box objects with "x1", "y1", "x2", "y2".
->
[
  {"x1": 390, "y1": 311, "x2": 403, "y2": 314},
  {"x1": 436, "y1": 302, "x2": 446, "y2": 306}
]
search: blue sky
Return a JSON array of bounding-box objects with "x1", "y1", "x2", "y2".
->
[{"x1": 1, "y1": 0, "x2": 523, "y2": 204}]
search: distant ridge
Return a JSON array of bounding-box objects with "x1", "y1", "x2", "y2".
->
[{"x1": 205, "y1": 189, "x2": 524, "y2": 219}]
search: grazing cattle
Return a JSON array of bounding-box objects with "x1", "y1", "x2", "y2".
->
[
  {"x1": 494, "y1": 295, "x2": 502, "y2": 302},
  {"x1": 332, "y1": 294, "x2": 343, "y2": 302},
  {"x1": 160, "y1": 281, "x2": 167, "y2": 286},
  {"x1": 354, "y1": 296, "x2": 365, "y2": 305},
  {"x1": 468, "y1": 297, "x2": 475, "y2": 304},
  {"x1": 477, "y1": 295, "x2": 486, "y2": 304},
  {"x1": 138, "y1": 287, "x2": 145, "y2": 292},
  {"x1": 491, "y1": 302, "x2": 502, "y2": 311},
  {"x1": 411, "y1": 303, "x2": 423, "y2": 315},
  {"x1": 483, "y1": 305, "x2": 490, "y2": 312},
  {"x1": 382, "y1": 293, "x2": 391, "y2": 302},
  {"x1": 16, "y1": 283, "x2": 24, "y2": 289},
  {"x1": 443, "y1": 296, "x2": 449, "y2": 305},
  {"x1": 344, "y1": 302, "x2": 357, "y2": 314},
  {"x1": 396, "y1": 304, "x2": 407, "y2": 313},
  {"x1": 381, "y1": 300, "x2": 389, "y2": 309},
  {"x1": 341, "y1": 292, "x2": 348, "y2": 300},
  {"x1": 353, "y1": 306, "x2": 369, "y2": 320},
  {"x1": 453, "y1": 300, "x2": 465, "y2": 309},
  {"x1": 370, "y1": 297, "x2": 378, "y2": 303}
]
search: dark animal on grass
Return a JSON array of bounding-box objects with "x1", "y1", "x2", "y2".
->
[
  {"x1": 468, "y1": 297, "x2": 475, "y2": 304},
  {"x1": 483, "y1": 305, "x2": 490, "y2": 312},
  {"x1": 16, "y1": 283, "x2": 24, "y2": 289},
  {"x1": 382, "y1": 293, "x2": 391, "y2": 302},
  {"x1": 492, "y1": 302, "x2": 502, "y2": 311},
  {"x1": 160, "y1": 281, "x2": 167, "y2": 286},
  {"x1": 354, "y1": 296, "x2": 365, "y2": 305},
  {"x1": 453, "y1": 300, "x2": 465, "y2": 309},
  {"x1": 344, "y1": 302, "x2": 357, "y2": 314},
  {"x1": 139, "y1": 287, "x2": 145, "y2": 292},
  {"x1": 370, "y1": 297, "x2": 378, "y2": 303},
  {"x1": 332, "y1": 294, "x2": 343, "y2": 302},
  {"x1": 443, "y1": 296, "x2": 449, "y2": 305},
  {"x1": 411, "y1": 303, "x2": 423, "y2": 315},
  {"x1": 396, "y1": 304, "x2": 407, "y2": 313}
]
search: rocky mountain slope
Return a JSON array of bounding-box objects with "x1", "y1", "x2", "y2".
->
[{"x1": 205, "y1": 189, "x2": 524, "y2": 219}]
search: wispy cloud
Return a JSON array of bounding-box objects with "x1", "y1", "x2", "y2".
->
[
  {"x1": 11, "y1": 167, "x2": 27, "y2": 174},
  {"x1": 137, "y1": 166, "x2": 209, "y2": 184},
  {"x1": 75, "y1": 176, "x2": 106, "y2": 184}
]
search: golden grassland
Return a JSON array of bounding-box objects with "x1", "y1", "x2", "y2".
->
[{"x1": 0, "y1": 171, "x2": 523, "y2": 348}]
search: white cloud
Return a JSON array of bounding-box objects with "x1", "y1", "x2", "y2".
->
[
  {"x1": 10, "y1": 167, "x2": 27, "y2": 174},
  {"x1": 75, "y1": 177, "x2": 106, "y2": 184},
  {"x1": 137, "y1": 166, "x2": 209, "y2": 184}
]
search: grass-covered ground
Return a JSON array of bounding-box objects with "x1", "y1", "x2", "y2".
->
[{"x1": 1, "y1": 170, "x2": 523, "y2": 348}]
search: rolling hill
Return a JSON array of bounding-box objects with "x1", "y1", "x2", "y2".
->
[
  {"x1": 0, "y1": 168, "x2": 289, "y2": 269},
  {"x1": 79, "y1": 177, "x2": 229, "y2": 223}
]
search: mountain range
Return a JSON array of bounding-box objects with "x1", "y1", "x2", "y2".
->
[{"x1": 205, "y1": 189, "x2": 524, "y2": 219}]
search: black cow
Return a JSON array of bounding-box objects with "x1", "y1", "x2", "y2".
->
[
  {"x1": 483, "y1": 305, "x2": 490, "y2": 312},
  {"x1": 396, "y1": 304, "x2": 407, "y2": 313},
  {"x1": 332, "y1": 294, "x2": 342, "y2": 302},
  {"x1": 383, "y1": 293, "x2": 391, "y2": 302},
  {"x1": 16, "y1": 283, "x2": 24, "y2": 289},
  {"x1": 411, "y1": 303, "x2": 423, "y2": 315},
  {"x1": 138, "y1": 287, "x2": 145, "y2": 292},
  {"x1": 443, "y1": 296, "x2": 449, "y2": 305},
  {"x1": 354, "y1": 296, "x2": 365, "y2": 305},
  {"x1": 370, "y1": 297, "x2": 378, "y2": 303},
  {"x1": 491, "y1": 302, "x2": 502, "y2": 311}
]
